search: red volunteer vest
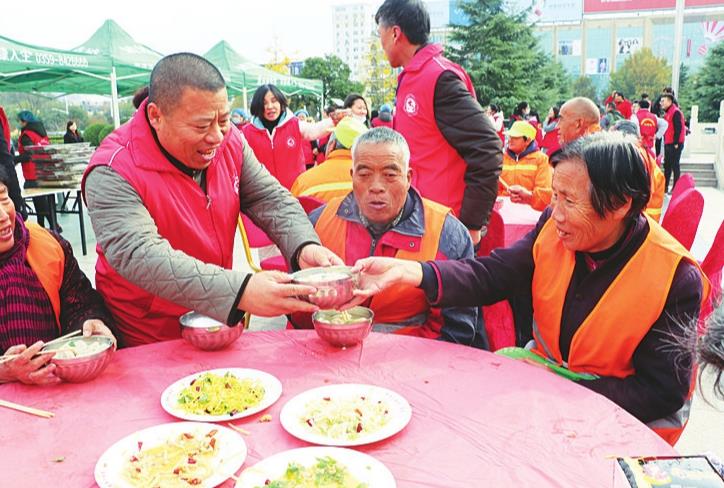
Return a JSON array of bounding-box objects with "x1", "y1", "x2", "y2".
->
[
  {"x1": 636, "y1": 109, "x2": 658, "y2": 150},
  {"x1": 663, "y1": 105, "x2": 686, "y2": 144},
  {"x1": 531, "y1": 215, "x2": 710, "y2": 444},
  {"x1": 18, "y1": 128, "x2": 49, "y2": 181},
  {"x1": 315, "y1": 196, "x2": 449, "y2": 328},
  {"x1": 25, "y1": 222, "x2": 65, "y2": 331},
  {"x1": 242, "y1": 115, "x2": 305, "y2": 189},
  {"x1": 394, "y1": 44, "x2": 476, "y2": 215},
  {"x1": 0, "y1": 107, "x2": 11, "y2": 152},
  {"x1": 81, "y1": 100, "x2": 243, "y2": 346}
]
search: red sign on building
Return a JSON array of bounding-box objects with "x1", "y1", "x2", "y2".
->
[{"x1": 584, "y1": 0, "x2": 724, "y2": 13}]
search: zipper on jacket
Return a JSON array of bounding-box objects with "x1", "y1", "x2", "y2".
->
[{"x1": 369, "y1": 238, "x2": 377, "y2": 256}]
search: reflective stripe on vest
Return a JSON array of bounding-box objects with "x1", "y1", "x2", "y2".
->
[
  {"x1": 531, "y1": 215, "x2": 709, "y2": 374},
  {"x1": 315, "y1": 196, "x2": 450, "y2": 324},
  {"x1": 298, "y1": 181, "x2": 353, "y2": 198},
  {"x1": 531, "y1": 214, "x2": 710, "y2": 444},
  {"x1": 25, "y1": 222, "x2": 65, "y2": 332}
]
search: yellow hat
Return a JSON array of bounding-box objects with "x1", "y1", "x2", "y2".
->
[
  {"x1": 334, "y1": 117, "x2": 368, "y2": 148},
  {"x1": 506, "y1": 121, "x2": 537, "y2": 140}
]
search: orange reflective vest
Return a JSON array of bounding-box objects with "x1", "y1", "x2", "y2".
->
[
  {"x1": 290, "y1": 149, "x2": 353, "y2": 203},
  {"x1": 499, "y1": 148, "x2": 552, "y2": 211},
  {"x1": 638, "y1": 147, "x2": 665, "y2": 222},
  {"x1": 531, "y1": 215, "x2": 710, "y2": 444},
  {"x1": 315, "y1": 196, "x2": 449, "y2": 328},
  {"x1": 25, "y1": 222, "x2": 65, "y2": 331}
]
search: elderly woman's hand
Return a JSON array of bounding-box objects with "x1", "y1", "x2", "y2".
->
[
  {"x1": 338, "y1": 257, "x2": 423, "y2": 310},
  {"x1": 82, "y1": 320, "x2": 116, "y2": 344},
  {"x1": 0, "y1": 342, "x2": 60, "y2": 385}
]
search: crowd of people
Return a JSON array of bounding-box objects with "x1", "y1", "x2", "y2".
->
[{"x1": 0, "y1": 0, "x2": 721, "y2": 449}]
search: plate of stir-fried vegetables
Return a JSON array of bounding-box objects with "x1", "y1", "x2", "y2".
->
[{"x1": 161, "y1": 368, "x2": 282, "y2": 422}]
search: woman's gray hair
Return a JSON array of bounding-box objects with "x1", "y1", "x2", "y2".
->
[{"x1": 351, "y1": 127, "x2": 411, "y2": 170}]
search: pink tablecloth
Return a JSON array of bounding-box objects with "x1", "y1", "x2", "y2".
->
[
  {"x1": 0, "y1": 331, "x2": 674, "y2": 487},
  {"x1": 498, "y1": 197, "x2": 543, "y2": 247}
]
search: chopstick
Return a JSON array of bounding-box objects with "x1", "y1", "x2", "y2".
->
[
  {"x1": 499, "y1": 177, "x2": 510, "y2": 192},
  {"x1": 0, "y1": 399, "x2": 54, "y2": 419},
  {"x1": 0, "y1": 330, "x2": 82, "y2": 365},
  {"x1": 0, "y1": 350, "x2": 56, "y2": 365},
  {"x1": 42, "y1": 330, "x2": 82, "y2": 349}
]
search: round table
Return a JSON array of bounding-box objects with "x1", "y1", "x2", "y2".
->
[{"x1": 0, "y1": 330, "x2": 675, "y2": 487}]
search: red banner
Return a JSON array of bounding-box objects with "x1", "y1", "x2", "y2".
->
[{"x1": 584, "y1": 0, "x2": 724, "y2": 13}]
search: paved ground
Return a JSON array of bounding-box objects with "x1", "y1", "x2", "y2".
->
[{"x1": 55, "y1": 185, "x2": 724, "y2": 458}]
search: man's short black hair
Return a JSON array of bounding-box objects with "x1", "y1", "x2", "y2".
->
[
  {"x1": 249, "y1": 84, "x2": 288, "y2": 120},
  {"x1": 149, "y1": 53, "x2": 226, "y2": 112},
  {"x1": 554, "y1": 131, "x2": 650, "y2": 221},
  {"x1": 375, "y1": 0, "x2": 430, "y2": 45},
  {"x1": 638, "y1": 99, "x2": 650, "y2": 109}
]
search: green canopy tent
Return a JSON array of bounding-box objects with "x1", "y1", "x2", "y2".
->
[
  {"x1": 73, "y1": 19, "x2": 163, "y2": 126},
  {"x1": 0, "y1": 22, "x2": 155, "y2": 128},
  {"x1": 0, "y1": 34, "x2": 116, "y2": 103},
  {"x1": 203, "y1": 40, "x2": 323, "y2": 110}
]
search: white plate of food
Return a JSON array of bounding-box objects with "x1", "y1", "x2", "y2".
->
[
  {"x1": 94, "y1": 421, "x2": 247, "y2": 488},
  {"x1": 279, "y1": 383, "x2": 412, "y2": 447},
  {"x1": 161, "y1": 368, "x2": 282, "y2": 422},
  {"x1": 235, "y1": 446, "x2": 396, "y2": 487}
]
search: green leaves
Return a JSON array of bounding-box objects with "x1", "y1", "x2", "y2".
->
[
  {"x1": 608, "y1": 48, "x2": 671, "y2": 102},
  {"x1": 446, "y1": 0, "x2": 570, "y2": 114}
]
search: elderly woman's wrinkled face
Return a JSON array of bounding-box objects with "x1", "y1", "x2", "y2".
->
[
  {"x1": 550, "y1": 159, "x2": 629, "y2": 253},
  {"x1": 0, "y1": 183, "x2": 17, "y2": 254},
  {"x1": 263, "y1": 90, "x2": 282, "y2": 122},
  {"x1": 352, "y1": 142, "x2": 411, "y2": 225}
]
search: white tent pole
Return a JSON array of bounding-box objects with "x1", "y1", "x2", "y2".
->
[
  {"x1": 243, "y1": 87, "x2": 248, "y2": 112},
  {"x1": 110, "y1": 66, "x2": 121, "y2": 128}
]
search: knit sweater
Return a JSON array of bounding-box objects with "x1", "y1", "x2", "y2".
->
[{"x1": 0, "y1": 216, "x2": 114, "y2": 353}]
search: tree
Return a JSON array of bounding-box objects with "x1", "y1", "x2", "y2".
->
[
  {"x1": 446, "y1": 0, "x2": 568, "y2": 115},
  {"x1": 361, "y1": 38, "x2": 397, "y2": 109},
  {"x1": 300, "y1": 55, "x2": 364, "y2": 104},
  {"x1": 571, "y1": 76, "x2": 599, "y2": 104},
  {"x1": 685, "y1": 42, "x2": 724, "y2": 122},
  {"x1": 608, "y1": 48, "x2": 671, "y2": 102},
  {"x1": 264, "y1": 36, "x2": 293, "y2": 75}
]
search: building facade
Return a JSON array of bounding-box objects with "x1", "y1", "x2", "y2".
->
[
  {"x1": 332, "y1": 2, "x2": 376, "y2": 81},
  {"x1": 511, "y1": 0, "x2": 724, "y2": 92}
]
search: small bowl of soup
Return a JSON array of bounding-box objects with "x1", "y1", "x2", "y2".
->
[
  {"x1": 180, "y1": 312, "x2": 244, "y2": 351},
  {"x1": 311, "y1": 306, "x2": 374, "y2": 347},
  {"x1": 292, "y1": 266, "x2": 358, "y2": 310}
]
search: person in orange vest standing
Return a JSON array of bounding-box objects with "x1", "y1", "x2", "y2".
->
[
  {"x1": 0, "y1": 165, "x2": 116, "y2": 385},
  {"x1": 661, "y1": 94, "x2": 687, "y2": 193},
  {"x1": 375, "y1": 0, "x2": 502, "y2": 249},
  {"x1": 348, "y1": 131, "x2": 710, "y2": 446},
  {"x1": 499, "y1": 121, "x2": 552, "y2": 211},
  {"x1": 296, "y1": 127, "x2": 484, "y2": 347}
]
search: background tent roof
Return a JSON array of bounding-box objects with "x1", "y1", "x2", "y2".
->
[
  {"x1": 204, "y1": 41, "x2": 323, "y2": 98},
  {"x1": 0, "y1": 34, "x2": 113, "y2": 94},
  {"x1": 73, "y1": 19, "x2": 161, "y2": 95}
]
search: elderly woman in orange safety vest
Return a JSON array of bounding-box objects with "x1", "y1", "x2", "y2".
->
[
  {"x1": 0, "y1": 166, "x2": 116, "y2": 385},
  {"x1": 349, "y1": 131, "x2": 711, "y2": 446},
  {"x1": 498, "y1": 121, "x2": 552, "y2": 211}
]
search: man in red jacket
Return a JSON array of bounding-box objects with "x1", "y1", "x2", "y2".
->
[
  {"x1": 661, "y1": 94, "x2": 686, "y2": 193},
  {"x1": 605, "y1": 91, "x2": 633, "y2": 119},
  {"x1": 375, "y1": 0, "x2": 502, "y2": 247}
]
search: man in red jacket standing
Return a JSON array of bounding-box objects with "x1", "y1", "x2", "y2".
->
[
  {"x1": 661, "y1": 94, "x2": 686, "y2": 193},
  {"x1": 375, "y1": 0, "x2": 502, "y2": 247}
]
